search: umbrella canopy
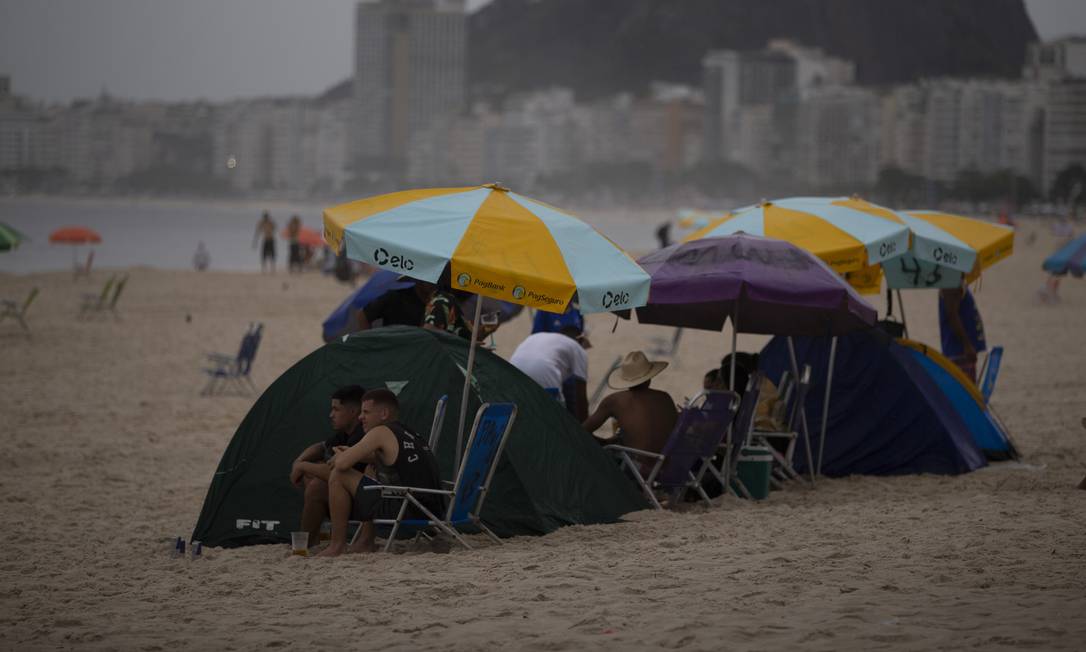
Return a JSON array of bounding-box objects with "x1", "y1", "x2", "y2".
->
[
  {"x1": 1043, "y1": 233, "x2": 1086, "y2": 278},
  {"x1": 634, "y1": 234, "x2": 877, "y2": 336},
  {"x1": 324, "y1": 184, "x2": 650, "y2": 314},
  {"x1": 49, "y1": 226, "x2": 102, "y2": 245},
  {"x1": 685, "y1": 197, "x2": 910, "y2": 278},
  {"x1": 282, "y1": 225, "x2": 324, "y2": 248},
  {"x1": 836, "y1": 199, "x2": 1015, "y2": 290},
  {"x1": 0, "y1": 222, "x2": 27, "y2": 251}
]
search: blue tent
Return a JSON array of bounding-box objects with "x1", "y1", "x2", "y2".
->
[
  {"x1": 322, "y1": 271, "x2": 413, "y2": 342},
  {"x1": 759, "y1": 330, "x2": 990, "y2": 476},
  {"x1": 1043, "y1": 233, "x2": 1086, "y2": 277}
]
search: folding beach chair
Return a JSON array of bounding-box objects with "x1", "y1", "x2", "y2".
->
[
  {"x1": 711, "y1": 371, "x2": 762, "y2": 500},
  {"x1": 752, "y1": 365, "x2": 812, "y2": 486},
  {"x1": 106, "y1": 274, "x2": 128, "y2": 319},
  {"x1": 978, "y1": 346, "x2": 1003, "y2": 404},
  {"x1": 201, "y1": 323, "x2": 264, "y2": 395},
  {"x1": 356, "y1": 402, "x2": 518, "y2": 552},
  {"x1": 427, "y1": 394, "x2": 449, "y2": 450},
  {"x1": 78, "y1": 275, "x2": 115, "y2": 318},
  {"x1": 606, "y1": 390, "x2": 739, "y2": 509},
  {"x1": 0, "y1": 287, "x2": 39, "y2": 335}
]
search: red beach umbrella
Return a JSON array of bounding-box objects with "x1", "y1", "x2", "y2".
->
[
  {"x1": 49, "y1": 226, "x2": 102, "y2": 245},
  {"x1": 281, "y1": 225, "x2": 324, "y2": 248}
]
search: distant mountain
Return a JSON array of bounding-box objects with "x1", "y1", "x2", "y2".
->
[{"x1": 468, "y1": 0, "x2": 1038, "y2": 98}]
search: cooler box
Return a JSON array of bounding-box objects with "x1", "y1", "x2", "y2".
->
[{"x1": 733, "y1": 445, "x2": 773, "y2": 500}]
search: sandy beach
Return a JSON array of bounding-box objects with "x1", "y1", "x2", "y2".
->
[{"x1": 1, "y1": 221, "x2": 1084, "y2": 651}]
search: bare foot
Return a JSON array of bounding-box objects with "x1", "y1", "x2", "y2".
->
[
  {"x1": 346, "y1": 540, "x2": 377, "y2": 554},
  {"x1": 316, "y1": 543, "x2": 345, "y2": 558}
]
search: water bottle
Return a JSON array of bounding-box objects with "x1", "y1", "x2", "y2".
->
[
  {"x1": 170, "y1": 536, "x2": 184, "y2": 559},
  {"x1": 190, "y1": 541, "x2": 203, "y2": 560}
]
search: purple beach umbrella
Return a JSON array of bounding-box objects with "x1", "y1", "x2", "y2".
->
[
  {"x1": 634, "y1": 234, "x2": 878, "y2": 481},
  {"x1": 635, "y1": 234, "x2": 877, "y2": 335}
]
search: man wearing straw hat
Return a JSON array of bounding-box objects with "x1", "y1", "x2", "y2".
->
[{"x1": 584, "y1": 351, "x2": 677, "y2": 458}]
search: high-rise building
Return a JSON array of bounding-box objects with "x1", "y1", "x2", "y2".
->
[
  {"x1": 1024, "y1": 37, "x2": 1086, "y2": 82},
  {"x1": 1042, "y1": 79, "x2": 1086, "y2": 194},
  {"x1": 353, "y1": 0, "x2": 467, "y2": 177}
]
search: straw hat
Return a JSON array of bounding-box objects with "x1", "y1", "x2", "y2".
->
[{"x1": 607, "y1": 351, "x2": 668, "y2": 389}]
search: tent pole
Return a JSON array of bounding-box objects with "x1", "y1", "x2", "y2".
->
[
  {"x1": 787, "y1": 336, "x2": 815, "y2": 484},
  {"x1": 454, "y1": 296, "x2": 484, "y2": 473},
  {"x1": 817, "y1": 336, "x2": 837, "y2": 477}
]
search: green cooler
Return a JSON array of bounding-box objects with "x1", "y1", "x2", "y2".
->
[{"x1": 732, "y1": 445, "x2": 773, "y2": 500}]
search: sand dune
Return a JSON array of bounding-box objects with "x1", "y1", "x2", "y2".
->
[{"x1": 0, "y1": 221, "x2": 1084, "y2": 650}]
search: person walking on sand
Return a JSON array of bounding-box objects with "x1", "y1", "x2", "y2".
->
[
  {"x1": 289, "y1": 385, "x2": 367, "y2": 548},
  {"x1": 318, "y1": 389, "x2": 442, "y2": 557},
  {"x1": 253, "y1": 211, "x2": 277, "y2": 273},
  {"x1": 286, "y1": 215, "x2": 303, "y2": 274},
  {"x1": 583, "y1": 350, "x2": 677, "y2": 457},
  {"x1": 939, "y1": 280, "x2": 986, "y2": 384}
]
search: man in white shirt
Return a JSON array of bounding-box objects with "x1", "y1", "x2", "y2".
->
[{"x1": 510, "y1": 326, "x2": 590, "y2": 420}]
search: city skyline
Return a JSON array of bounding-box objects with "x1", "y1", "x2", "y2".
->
[{"x1": 1, "y1": 0, "x2": 1083, "y2": 104}]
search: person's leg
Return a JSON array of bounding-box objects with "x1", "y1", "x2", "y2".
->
[
  {"x1": 317, "y1": 467, "x2": 362, "y2": 557},
  {"x1": 301, "y1": 476, "x2": 330, "y2": 548}
]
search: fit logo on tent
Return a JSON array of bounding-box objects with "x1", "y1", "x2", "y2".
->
[
  {"x1": 602, "y1": 290, "x2": 630, "y2": 309},
  {"x1": 235, "y1": 518, "x2": 280, "y2": 531},
  {"x1": 374, "y1": 247, "x2": 414, "y2": 270}
]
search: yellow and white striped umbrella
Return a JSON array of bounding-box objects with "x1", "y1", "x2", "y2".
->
[
  {"x1": 323, "y1": 184, "x2": 649, "y2": 314},
  {"x1": 685, "y1": 197, "x2": 910, "y2": 285}
]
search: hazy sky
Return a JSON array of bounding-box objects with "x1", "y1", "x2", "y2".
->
[{"x1": 0, "y1": 0, "x2": 1083, "y2": 104}]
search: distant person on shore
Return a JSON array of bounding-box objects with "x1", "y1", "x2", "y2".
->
[
  {"x1": 289, "y1": 385, "x2": 366, "y2": 548},
  {"x1": 584, "y1": 351, "x2": 677, "y2": 459},
  {"x1": 510, "y1": 326, "x2": 590, "y2": 420},
  {"x1": 318, "y1": 389, "x2": 442, "y2": 557},
  {"x1": 253, "y1": 211, "x2": 276, "y2": 273},
  {"x1": 655, "y1": 222, "x2": 673, "y2": 249},
  {"x1": 193, "y1": 242, "x2": 210, "y2": 272},
  {"x1": 286, "y1": 215, "x2": 303, "y2": 274},
  {"x1": 939, "y1": 281, "x2": 986, "y2": 383},
  {"x1": 358, "y1": 280, "x2": 434, "y2": 331}
]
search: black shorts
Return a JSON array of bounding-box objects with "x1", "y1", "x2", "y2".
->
[
  {"x1": 262, "y1": 238, "x2": 276, "y2": 260},
  {"x1": 289, "y1": 242, "x2": 302, "y2": 265}
]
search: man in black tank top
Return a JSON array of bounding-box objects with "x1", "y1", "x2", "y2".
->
[{"x1": 318, "y1": 388, "x2": 442, "y2": 557}]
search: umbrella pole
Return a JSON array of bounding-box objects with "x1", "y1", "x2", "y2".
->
[
  {"x1": 729, "y1": 304, "x2": 738, "y2": 390},
  {"x1": 895, "y1": 290, "x2": 908, "y2": 338},
  {"x1": 787, "y1": 337, "x2": 816, "y2": 484},
  {"x1": 454, "y1": 296, "x2": 485, "y2": 473},
  {"x1": 817, "y1": 336, "x2": 838, "y2": 477}
]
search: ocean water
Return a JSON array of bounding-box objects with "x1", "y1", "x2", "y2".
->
[{"x1": 0, "y1": 196, "x2": 665, "y2": 274}]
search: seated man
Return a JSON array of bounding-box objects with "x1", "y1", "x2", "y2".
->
[
  {"x1": 289, "y1": 385, "x2": 366, "y2": 547},
  {"x1": 319, "y1": 388, "x2": 443, "y2": 557},
  {"x1": 509, "y1": 326, "x2": 590, "y2": 420},
  {"x1": 583, "y1": 351, "x2": 677, "y2": 458}
]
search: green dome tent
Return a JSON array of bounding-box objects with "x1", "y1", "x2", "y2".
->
[{"x1": 192, "y1": 326, "x2": 648, "y2": 547}]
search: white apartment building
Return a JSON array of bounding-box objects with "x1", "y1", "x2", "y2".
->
[{"x1": 796, "y1": 86, "x2": 880, "y2": 189}]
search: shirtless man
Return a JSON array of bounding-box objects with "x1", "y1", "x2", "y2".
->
[
  {"x1": 583, "y1": 351, "x2": 677, "y2": 456},
  {"x1": 318, "y1": 389, "x2": 442, "y2": 557},
  {"x1": 289, "y1": 385, "x2": 366, "y2": 547},
  {"x1": 253, "y1": 211, "x2": 276, "y2": 273}
]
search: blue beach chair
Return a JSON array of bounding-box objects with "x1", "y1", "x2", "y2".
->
[
  {"x1": 358, "y1": 402, "x2": 517, "y2": 551},
  {"x1": 979, "y1": 346, "x2": 1003, "y2": 404},
  {"x1": 201, "y1": 323, "x2": 263, "y2": 395},
  {"x1": 607, "y1": 390, "x2": 739, "y2": 509}
]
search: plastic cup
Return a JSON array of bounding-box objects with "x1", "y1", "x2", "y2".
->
[{"x1": 290, "y1": 531, "x2": 309, "y2": 557}]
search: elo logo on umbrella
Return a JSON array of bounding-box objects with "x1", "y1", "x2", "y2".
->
[{"x1": 373, "y1": 247, "x2": 414, "y2": 270}]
